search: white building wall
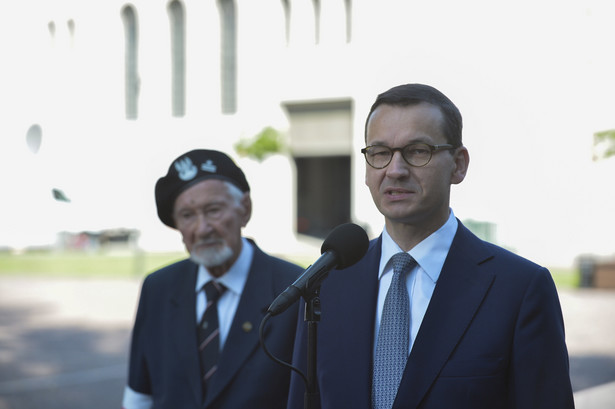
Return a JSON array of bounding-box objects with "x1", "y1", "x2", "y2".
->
[{"x1": 1, "y1": 0, "x2": 615, "y2": 267}]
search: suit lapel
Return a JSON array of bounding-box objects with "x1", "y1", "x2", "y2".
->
[
  {"x1": 319, "y1": 238, "x2": 381, "y2": 409},
  {"x1": 169, "y1": 262, "x2": 202, "y2": 407},
  {"x1": 395, "y1": 223, "x2": 495, "y2": 408},
  {"x1": 204, "y1": 246, "x2": 274, "y2": 406}
]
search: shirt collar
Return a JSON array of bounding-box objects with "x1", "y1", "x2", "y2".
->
[
  {"x1": 195, "y1": 237, "x2": 253, "y2": 296},
  {"x1": 379, "y1": 209, "x2": 458, "y2": 283}
]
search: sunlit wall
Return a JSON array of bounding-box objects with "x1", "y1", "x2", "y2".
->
[{"x1": 1, "y1": 0, "x2": 614, "y2": 267}]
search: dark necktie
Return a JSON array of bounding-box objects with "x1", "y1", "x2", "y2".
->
[
  {"x1": 372, "y1": 252, "x2": 416, "y2": 409},
  {"x1": 198, "y1": 280, "x2": 227, "y2": 397}
]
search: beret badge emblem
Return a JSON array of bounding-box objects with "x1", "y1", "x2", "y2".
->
[{"x1": 174, "y1": 157, "x2": 198, "y2": 181}]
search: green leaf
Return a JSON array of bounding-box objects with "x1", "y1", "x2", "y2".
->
[
  {"x1": 592, "y1": 129, "x2": 615, "y2": 160},
  {"x1": 234, "y1": 127, "x2": 285, "y2": 162}
]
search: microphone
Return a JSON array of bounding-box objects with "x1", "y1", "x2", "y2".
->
[{"x1": 267, "y1": 223, "x2": 369, "y2": 316}]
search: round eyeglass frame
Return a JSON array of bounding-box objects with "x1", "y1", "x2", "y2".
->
[{"x1": 360, "y1": 143, "x2": 455, "y2": 169}]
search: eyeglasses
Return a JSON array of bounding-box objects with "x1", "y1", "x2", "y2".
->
[{"x1": 361, "y1": 143, "x2": 455, "y2": 169}]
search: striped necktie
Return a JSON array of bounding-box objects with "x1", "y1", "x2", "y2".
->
[
  {"x1": 198, "y1": 280, "x2": 227, "y2": 398},
  {"x1": 372, "y1": 252, "x2": 416, "y2": 409}
]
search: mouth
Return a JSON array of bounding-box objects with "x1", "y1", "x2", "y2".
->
[
  {"x1": 384, "y1": 187, "x2": 413, "y2": 198},
  {"x1": 193, "y1": 238, "x2": 223, "y2": 249}
]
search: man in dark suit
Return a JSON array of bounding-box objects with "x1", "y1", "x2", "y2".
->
[
  {"x1": 122, "y1": 149, "x2": 302, "y2": 409},
  {"x1": 287, "y1": 84, "x2": 575, "y2": 409}
]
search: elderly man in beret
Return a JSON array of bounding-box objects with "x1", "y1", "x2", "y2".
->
[{"x1": 122, "y1": 149, "x2": 303, "y2": 409}]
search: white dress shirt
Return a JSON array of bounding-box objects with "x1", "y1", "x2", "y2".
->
[{"x1": 374, "y1": 210, "x2": 458, "y2": 356}]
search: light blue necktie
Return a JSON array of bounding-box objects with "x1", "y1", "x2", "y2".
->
[{"x1": 372, "y1": 252, "x2": 416, "y2": 409}]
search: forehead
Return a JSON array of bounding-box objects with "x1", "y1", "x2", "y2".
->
[
  {"x1": 173, "y1": 179, "x2": 230, "y2": 210},
  {"x1": 366, "y1": 102, "x2": 445, "y2": 144}
]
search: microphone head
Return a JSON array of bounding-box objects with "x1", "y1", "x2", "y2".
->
[{"x1": 321, "y1": 223, "x2": 369, "y2": 269}]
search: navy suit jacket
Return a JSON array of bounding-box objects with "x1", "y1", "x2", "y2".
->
[
  {"x1": 127, "y1": 240, "x2": 303, "y2": 409},
  {"x1": 287, "y1": 221, "x2": 574, "y2": 409}
]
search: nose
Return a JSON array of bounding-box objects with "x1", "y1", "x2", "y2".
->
[
  {"x1": 195, "y1": 213, "x2": 213, "y2": 236},
  {"x1": 385, "y1": 150, "x2": 410, "y2": 178}
]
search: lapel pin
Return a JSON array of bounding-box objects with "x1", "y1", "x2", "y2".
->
[{"x1": 242, "y1": 321, "x2": 253, "y2": 333}]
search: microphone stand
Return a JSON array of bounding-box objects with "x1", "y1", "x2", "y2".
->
[{"x1": 304, "y1": 290, "x2": 321, "y2": 409}]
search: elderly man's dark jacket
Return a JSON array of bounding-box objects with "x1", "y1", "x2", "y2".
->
[{"x1": 127, "y1": 241, "x2": 302, "y2": 409}]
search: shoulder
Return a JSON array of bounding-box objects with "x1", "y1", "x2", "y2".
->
[
  {"x1": 453, "y1": 221, "x2": 548, "y2": 281},
  {"x1": 248, "y1": 241, "x2": 304, "y2": 294},
  {"x1": 251, "y1": 242, "x2": 303, "y2": 275},
  {"x1": 484, "y1": 240, "x2": 542, "y2": 269},
  {"x1": 142, "y1": 258, "x2": 195, "y2": 289}
]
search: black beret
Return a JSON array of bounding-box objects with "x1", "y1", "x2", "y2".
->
[{"x1": 155, "y1": 149, "x2": 250, "y2": 228}]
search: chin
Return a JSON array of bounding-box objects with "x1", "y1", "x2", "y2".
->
[
  {"x1": 381, "y1": 206, "x2": 415, "y2": 221},
  {"x1": 190, "y1": 245, "x2": 233, "y2": 268}
]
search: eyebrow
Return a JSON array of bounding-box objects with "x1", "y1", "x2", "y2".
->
[
  {"x1": 366, "y1": 138, "x2": 433, "y2": 146},
  {"x1": 174, "y1": 199, "x2": 228, "y2": 213}
]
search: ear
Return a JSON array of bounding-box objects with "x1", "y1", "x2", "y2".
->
[
  {"x1": 451, "y1": 146, "x2": 469, "y2": 185},
  {"x1": 240, "y1": 193, "x2": 252, "y2": 227}
]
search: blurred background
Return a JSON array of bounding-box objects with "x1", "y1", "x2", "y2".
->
[{"x1": 1, "y1": 0, "x2": 614, "y2": 408}]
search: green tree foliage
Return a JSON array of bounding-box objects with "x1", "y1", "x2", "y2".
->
[
  {"x1": 593, "y1": 129, "x2": 615, "y2": 161},
  {"x1": 234, "y1": 127, "x2": 286, "y2": 162}
]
